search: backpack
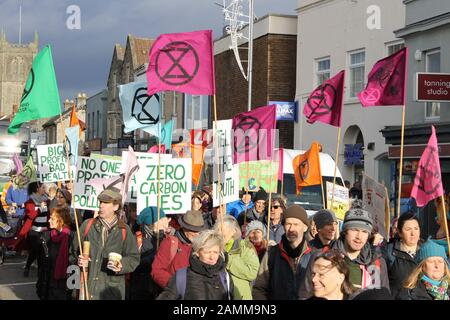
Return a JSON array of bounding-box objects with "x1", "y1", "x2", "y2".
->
[
  {"x1": 83, "y1": 218, "x2": 126, "y2": 241},
  {"x1": 175, "y1": 267, "x2": 231, "y2": 300}
]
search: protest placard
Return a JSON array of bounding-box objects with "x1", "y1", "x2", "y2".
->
[
  {"x1": 37, "y1": 144, "x2": 75, "y2": 183},
  {"x1": 73, "y1": 156, "x2": 122, "y2": 210},
  {"x1": 326, "y1": 181, "x2": 350, "y2": 221},
  {"x1": 239, "y1": 160, "x2": 279, "y2": 193},
  {"x1": 212, "y1": 120, "x2": 240, "y2": 207},
  {"x1": 362, "y1": 174, "x2": 388, "y2": 239},
  {"x1": 136, "y1": 158, "x2": 192, "y2": 215},
  {"x1": 121, "y1": 151, "x2": 172, "y2": 203}
]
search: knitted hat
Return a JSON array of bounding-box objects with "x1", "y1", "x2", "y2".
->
[
  {"x1": 415, "y1": 239, "x2": 448, "y2": 264},
  {"x1": 343, "y1": 208, "x2": 373, "y2": 233},
  {"x1": 57, "y1": 188, "x2": 72, "y2": 205},
  {"x1": 245, "y1": 220, "x2": 267, "y2": 238},
  {"x1": 313, "y1": 209, "x2": 337, "y2": 230},
  {"x1": 254, "y1": 187, "x2": 268, "y2": 202},
  {"x1": 137, "y1": 206, "x2": 166, "y2": 226},
  {"x1": 284, "y1": 205, "x2": 309, "y2": 227}
]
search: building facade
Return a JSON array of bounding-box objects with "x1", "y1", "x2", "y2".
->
[
  {"x1": 214, "y1": 14, "x2": 298, "y2": 149},
  {"x1": 295, "y1": 0, "x2": 405, "y2": 186},
  {"x1": 86, "y1": 89, "x2": 108, "y2": 153}
]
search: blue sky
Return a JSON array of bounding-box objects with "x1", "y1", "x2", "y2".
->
[{"x1": 0, "y1": 0, "x2": 298, "y2": 102}]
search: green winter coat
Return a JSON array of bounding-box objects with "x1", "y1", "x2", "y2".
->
[
  {"x1": 226, "y1": 239, "x2": 260, "y2": 300},
  {"x1": 70, "y1": 218, "x2": 140, "y2": 300}
]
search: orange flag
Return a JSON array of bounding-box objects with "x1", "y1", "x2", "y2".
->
[
  {"x1": 69, "y1": 105, "x2": 85, "y2": 136},
  {"x1": 191, "y1": 144, "x2": 205, "y2": 187},
  {"x1": 293, "y1": 141, "x2": 322, "y2": 194}
]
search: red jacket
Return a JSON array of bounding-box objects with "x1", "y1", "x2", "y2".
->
[
  {"x1": 14, "y1": 199, "x2": 42, "y2": 251},
  {"x1": 151, "y1": 233, "x2": 192, "y2": 289}
]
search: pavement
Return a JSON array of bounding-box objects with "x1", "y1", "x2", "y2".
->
[{"x1": 0, "y1": 252, "x2": 38, "y2": 300}]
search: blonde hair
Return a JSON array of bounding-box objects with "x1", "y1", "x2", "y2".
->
[
  {"x1": 214, "y1": 215, "x2": 241, "y2": 240},
  {"x1": 192, "y1": 230, "x2": 225, "y2": 257},
  {"x1": 403, "y1": 259, "x2": 450, "y2": 289}
]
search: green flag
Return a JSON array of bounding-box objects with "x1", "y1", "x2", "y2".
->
[
  {"x1": 8, "y1": 45, "x2": 61, "y2": 134},
  {"x1": 12, "y1": 156, "x2": 37, "y2": 189}
]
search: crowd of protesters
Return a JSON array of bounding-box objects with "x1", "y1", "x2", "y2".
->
[{"x1": 1, "y1": 174, "x2": 449, "y2": 301}]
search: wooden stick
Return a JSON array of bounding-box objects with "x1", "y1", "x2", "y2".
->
[
  {"x1": 321, "y1": 179, "x2": 326, "y2": 209},
  {"x1": 385, "y1": 187, "x2": 390, "y2": 239},
  {"x1": 243, "y1": 161, "x2": 250, "y2": 227},
  {"x1": 331, "y1": 127, "x2": 341, "y2": 209},
  {"x1": 440, "y1": 195, "x2": 450, "y2": 259},
  {"x1": 266, "y1": 161, "x2": 274, "y2": 243},
  {"x1": 212, "y1": 95, "x2": 224, "y2": 230},
  {"x1": 396, "y1": 104, "x2": 406, "y2": 218},
  {"x1": 59, "y1": 112, "x2": 89, "y2": 300},
  {"x1": 156, "y1": 121, "x2": 162, "y2": 250}
]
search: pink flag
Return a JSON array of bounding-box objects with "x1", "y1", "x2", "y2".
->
[
  {"x1": 410, "y1": 126, "x2": 443, "y2": 207},
  {"x1": 304, "y1": 70, "x2": 345, "y2": 127},
  {"x1": 13, "y1": 153, "x2": 23, "y2": 174},
  {"x1": 146, "y1": 30, "x2": 215, "y2": 96},
  {"x1": 358, "y1": 47, "x2": 407, "y2": 107},
  {"x1": 232, "y1": 105, "x2": 277, "y2": 164},
  {"x1": 148, "y1": 144, "x2": 166, "y2": 154},
  {"x1": 274, "y1": 148, "x2": 284, "y2": 181}
]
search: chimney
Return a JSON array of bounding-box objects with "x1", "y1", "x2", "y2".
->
[
  {"x1": 76, "y1": 92, "x2": 87, "y2": 108},
  {"x1": 64, "y1": 99, "x2": 72, "y2": 110}
]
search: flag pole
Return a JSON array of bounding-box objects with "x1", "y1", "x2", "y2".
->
[
  {"x1": 321, "y1": 180, "x2": 326, "y2": 209},
  {"x1": 59, "y1": 112, "x2": 89, "y2": 300},
  {"x1": 440, "y1": 195, "x2": 450, "y2": 259},
  {"x1": 385, "y1": 187, "x2": 391, "y2": 239},
  {"x1": 266, "y1": 161, "x2": 274, "y2": 243},
  {"x1": 331, "y1": 127, "x2": 342, "y2": 209},
  {"x1": 156, "y1": 108, "x2": 162, "y2": 249},
  {"x1": 213, "y1": 95, "x2": 224, "y2": 230},
  {"x1": 243, "y1": 161, "x2": 250, "y2": 228}
]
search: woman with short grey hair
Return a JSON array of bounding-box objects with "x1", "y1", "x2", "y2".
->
[
  {"x1": 157, "y1": 230, "x2": 233, "y2": 300},
  {"x1": 215, "y1": 215, "x2": 260, "y2": 300}
]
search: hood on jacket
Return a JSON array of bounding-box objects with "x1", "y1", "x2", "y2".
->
[{"x1": 333, "y1": 237, "x2": 377, "y2": 266}]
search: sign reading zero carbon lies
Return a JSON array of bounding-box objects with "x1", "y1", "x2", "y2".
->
[
  {"x1": 136, "y1": 158, "x2": 192, "y2": 215},
  {"x1": 73, "y1": 156, "x2": 122, "y2": 210},
  {"x1": 37, "y1": 144, "x2": 76, "y2": 183}
]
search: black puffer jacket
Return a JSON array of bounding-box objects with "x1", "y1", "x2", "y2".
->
[
  {"x1": 157, "y1": 253, "x2": 234, "y2": 300},
  {"x1": 386, "y1": 239, "x2": 421, "y2": 297},
  {"x1": 396, "y1": 280, "x2": 450, "y2": 300}
]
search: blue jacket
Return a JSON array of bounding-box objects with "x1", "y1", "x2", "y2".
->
[
  {"x1": 227, "y1": 200, "x2": 253, "y2": 219},
  {"x1": 6, "y1": 185, "x2": 28, "y2": 217}
]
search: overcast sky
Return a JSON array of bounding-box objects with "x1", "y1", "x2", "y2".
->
[{"x1": 0, "y1": 0, "x2": 298, "y2": 102}]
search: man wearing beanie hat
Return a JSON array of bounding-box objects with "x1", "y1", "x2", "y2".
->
[
  {"x1": 253, "y1": 204, "x2": 313, "y2": 300},
  {"x1": 397, "y1": 240, "x2": 450, "y2": 300},
  {"x1": 226, "y1": 188, "x2": 254, "y2": 219},
  {"x1": 299, "y1": 207, "x2": 390, "y2": 299},
  {"x1": 237, "y1": 187, "x2": 267, "y2": 227},
  {"x1": 73, "y1": 187, "x2": 140, "y2": 300},
  {"x1": 309, "y1": 209, "x2": 338, "y2": 251},
  {"x1": 130, "y1": 207, "x2": 173, "y2": 300}
]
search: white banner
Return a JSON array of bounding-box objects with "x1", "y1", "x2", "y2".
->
[
  {"x1": 121, "y1": 151, "x2": 172, "y2": 203},
  {"x1": 136, "y1": 158, "x2": 192, "y2": 215},
  {"x1": 37, "y1": 144, "x2": 75, "y2": 183},
  {"x1": 212, "y1": 119, "x2": 240, "y2": 207},
  {"x1": 362, "y1": 174, "x2": 388, "y2": 239},
  {"x1": 73, "y1": 156, "x2": 122, "y2": 210},
  {"x1": 325, "y1": 181, "x2": 350, "y2": 221}
]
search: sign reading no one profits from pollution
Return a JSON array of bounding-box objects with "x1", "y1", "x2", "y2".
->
[
  {"x1": 74, "y1": 156, "x2": 122, "y2": 210},
  {"x1": 37, "y1": 144, "x2": 76, "y2": 183},
  {"x1": 121, "y1": 151, "x2": 172, "y2": 203},
  {"x1": 136, "y1": 158, "x2": 191, "y2": 215}
]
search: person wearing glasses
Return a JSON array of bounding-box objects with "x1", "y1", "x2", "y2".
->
[
  {"x1": 264, "y1": 195, "x2": 286, "y2": 244},
  {"x1": 309, "y1": 249, "x2": 356, "y2": 300}
]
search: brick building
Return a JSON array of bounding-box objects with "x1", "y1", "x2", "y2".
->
[{"x1": 214, "y1": 14, "x2": 297, "y2": 149}]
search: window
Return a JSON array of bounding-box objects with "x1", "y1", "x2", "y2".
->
[
  {"x1": 349, "y1": 50, "x2": 365, "y2": 98},
  {"x1": 87, "y1": 113, "x2": 91, "y2": 140},
  {"x1": 316, "y1": 57, "x2": 330, "y2": 86},
  {"x1": 97, "y1": 111, "x2": 100, "y2": 138},
  {"x1": 185, "y1": 95, "x2": 209, "y2": 130},
  {"x1": 92, "y1": 112, "x2": 96, "y2": 138},
  {"x1": 387, "y1": 42, "x2": 405, "y2": 56},
  {"x1": 425, "y1": 50, "x2": 441, "y2": 120}
]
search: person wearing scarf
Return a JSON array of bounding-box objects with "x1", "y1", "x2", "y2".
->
[
  {"x1": 36, "y1": 207, "x2": 73, "y2": 300},
  {"x1": 398, "y1": 240, "x2": 450, "y2": 300}
]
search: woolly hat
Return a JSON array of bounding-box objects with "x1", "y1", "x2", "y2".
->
[
  {"x1": 137, "y1": 206, "x2": 166, "y2": 226},
  {"x1": 253, "y1": 187, "x2": 268, "y2": 202},
  {"x1": 245, "y1": 220, "x2": 267, "y2": 238},
  {"x1": 284, "y1": 205, "x2": 309, "y2": 227},
  {"x1": 313, "y1": 209, "x2": 337, "y2": 230},
  {"x1": 343, "y1": 208, "x2": 373, "y2": 233},
  {"x1": 415, "y1": 239, "x2": 448, "y2": 264}
]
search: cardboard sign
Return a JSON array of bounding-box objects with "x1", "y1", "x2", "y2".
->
[
  {"x1": 121, "y1": 151, "x2": 172, "y2": 203},
  {"x1": 239, "y1": 160, "x2": 279, "y2": 193},
  {"x1": 212, "y1": 120, "x2": 240, "y2": 206},
  {"x1": 326, "y1": 181, "x2": 350, "y2": 221},
  {"x1": 136, "y1": 158, "x2": 192, "y2": 215},
  {"x1": 73, "y1": 157, "x2": 122, "y2": 210},
  {"x1": 37, "y1": 144, "x2": 75, "y2": 183},
  {"x1": 362, "y1": 174, "x2": 388, "y2": 239}
]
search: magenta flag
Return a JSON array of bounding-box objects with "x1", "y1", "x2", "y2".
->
[
  {"x1": 232, "y1": 105, "x2": 277, "y2": 164},
  {"x1": 146, "y1": 30, "x2": 215, "y2": 96},
  {"x1": 148, "y1": 144, "x2": 166, "y2": 154},
  {"x1": 304, "y1": 70, "x2": 345, "y2": 127},
  {"x1": 358, "y1": 47, "x2": 407, "y2": 107},
  {"x1": 13, "y1": 153, "x2": 23, "y2": 174},
  {"x1": 410, "y1": 126, "x2": 443, "y2": 207}
]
